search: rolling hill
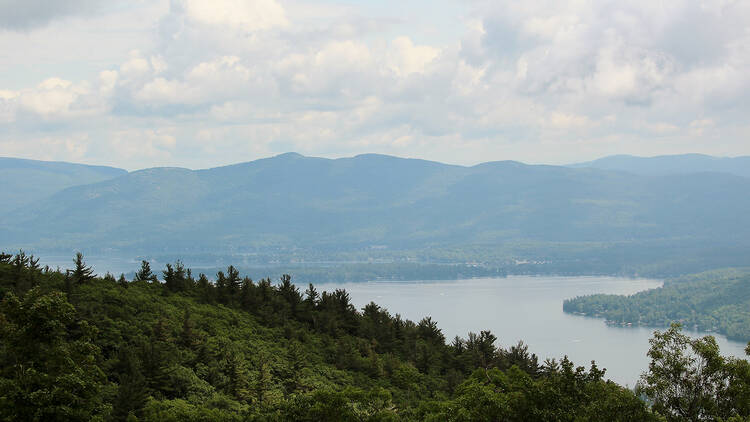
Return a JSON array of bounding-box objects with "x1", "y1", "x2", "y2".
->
[
  {"x1": 2, "y1": 152, "x2": 750, "y2": 275},
  {"x1": 570, "y1": 154, "x2": 750, "y2": 178},
  {"x1": 0, "y1": 157, "x2": 127, "y2": 214}
]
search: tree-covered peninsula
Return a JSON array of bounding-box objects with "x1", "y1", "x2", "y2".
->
[{"x1": 564, "y1": 268, "x2": 750, "y2": 342}]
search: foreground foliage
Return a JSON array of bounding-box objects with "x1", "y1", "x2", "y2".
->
[
  {"x1": 0, "y1": 251, "x2": 748, "y2": 421},
  {"x1": 639, "y1": 323, "x2": 750, "y2": 422}
]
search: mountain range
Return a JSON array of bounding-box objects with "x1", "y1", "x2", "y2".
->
[
  {"x1": 0, "y1": 157, "x2": 126, "y2": 214},
  {"x1": 1, "y1": 152, "x2": 749, "y2": 275},
  {"x1": 570, "y1": 153, "x2": 750, "y2": 178}
]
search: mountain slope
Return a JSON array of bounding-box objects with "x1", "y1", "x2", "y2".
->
[
  {"x1": 3, "y1": 153, "x2": 750, "y2": 272},
  {"x1": 570, "y1": 154, "x2": 750, "y2": 178},
  {"x1": 0, "y1": 157, "x2": 127, "y2": 214}
]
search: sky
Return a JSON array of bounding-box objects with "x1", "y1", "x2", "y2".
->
[{"x1": 0, "y1": 0, "x2": 748, "y2": 170}]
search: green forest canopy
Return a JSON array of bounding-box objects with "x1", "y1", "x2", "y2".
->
[
  {"x1": 564, "y1": 268, "x2": 750, "y2": 342},
  {"x1": 1, "y1": 251, "x2": 749, "y2": 421}
]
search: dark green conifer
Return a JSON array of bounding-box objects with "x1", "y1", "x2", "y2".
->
[
  {"x1": 26, "y1": 255, "x2": 40, "y2": 288},
  {"x1": 224, "y1": 348, "x2": 249, "y2": 401},
  {"x1": 134, "y1": 260, "x2": 157, "y2": 283},
  {"x1": 240, "y1": 276, "x2": 254, "y2": 310},
  {"x1": 180, "y1": 308, "x2": 196, "y2": 349},
  {"x1": 304, "y1": 283, "x2": 319, "y2": 306},
  {"x1": 71, "y1": 252, "x2": 95, "y2": 285},
  {"x1": 197, "y1": 273, "x2": 214, "y2": 303},
  {"x1": 11, "y1": 250, "x2": 28, "y2": 290},
  {"x1": 226, "y1": 265, "x2": 241, "y2": 298},
  {"x1": 254, "y1": 353, "x2": 272, "y2": 406},
  {"x1": 216, "y1": 271, "x2": 228, "y2": 304},
  {"x1": 111, "y1": 348, "x2": 148, "y2": 421}
]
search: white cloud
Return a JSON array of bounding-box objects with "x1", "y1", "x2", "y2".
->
[
  {"x1": 0, "y1": 133, "x2": 91, "y2": 162},
  {"x1": 544, "y1": 111, "x2": 591, "y2": 130},
  {"x1": 0, "y1": 90, "x2": 18, "y2": 100},
  {"x1": 14, "y1": 77, "x2": 110, "y2": 119},
  {"x1": 0, "y1": 90, "x2": 18, "y2": 123},
  {"x1": 132, "y1": 56, "x2": 268, "y2": 106},
  {"x1": 386, "y1": 37, "x2": 440, "y2": 77},
  {"x1": 119, "y1": 51, "x2": 154, "y2": 82},
  {"x1": 274, "y1": 40, "x2": 376, "y2": 97},
  {"x1": 98, "y1": 70, "x2": 118, "y2": 94},
  {"x1": 2, "y1": 0, "x2": 750, "y2": 169},
  {"x1": 178, "y1": 0, "x2": 288, "y2": 31},
  {"x1": 647, "y1": 122, "x2": 680, "y2": 134}
]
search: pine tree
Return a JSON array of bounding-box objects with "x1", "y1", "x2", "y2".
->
[
  {"x1": 26, "y1": 254, "x2": 40, "y2": 288},
  {"x1": 9, "y1": 251, "x2": 41, "y2": 291},
  {"x1": 11, "y1": 250, "x2": 28, "y2": 268},
  {"x1": 285, "y1": 341, "x2": 307, "y2": 393},
  {"x1": 163, "y1": 263, "x2": 176, "y2": 292},
  {"x1": 118, "y1": 273, "x2": 128, "y2": 288},
  {"x1": 226, "y1": 265, "x2": 241, "y2": 298},
  {"x1": 197, "y1": 273, "x2": 215, "y2": 303},
  {"x1": 134, "y1": 260, "x2": 157, "y2": 283},
  {"x1": 140, "y1": 319, "x2": 174, "y2": 397},
  {"x1": 216, "y1": 271, "x2": 228, "y2": 304},
  {"x1": 64, "y1": 272, "x2": 73, "y2": 296},
  {"x1": 240, "y1": 277, "x2": 255, "y2": 310},
  {"x1": 254, "y1": 353, "x2": 272, "y2": 406},
  {"x1": 139, "y1": 340, "x2": 172, "y2": 398},
  {"x1": 111, "y1": 349, "x2": 148, "y2": 421},
  {"x1": 163, "y1": 260, "x2": 188, "y2": 292},
  {"x1": 304, "y1": 283, "x2": 319, "y2": 307},
  {"x1": 185, "y1": 268, "x2": 195, "y2": 290},
  {"x1": 71, "y1": 252, "x2": 95, "y2": 285},
  {"x1": 180, "y1": 308, "x2": 196, "y2": 349},
  {"x1": 279, "y1": 274, "x2": 301, "y2": 315},
  {"x1": 11, "y1": 250, "x2": 29, "y2": 290},
  {"x1": 224, "y1": 349, "x2": 249, "y2": 401}
]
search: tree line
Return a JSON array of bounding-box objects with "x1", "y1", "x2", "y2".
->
[
  {"x1": 563, "y1": 268, "x2": 750, "y2": 341},
  {"x1": 0, "y1": 250, "x2": 749, "y2": 421}
]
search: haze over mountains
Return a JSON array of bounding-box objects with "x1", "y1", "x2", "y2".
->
[
  {"x1": 570, "y1": 154, "x2": 750, "y2": 178},
  {"x1": 0, "y1": 157, "x2": 126, "y2": 214},
  {"x1": 1, "y1": 152, "x2": 749, "y2": 276}
]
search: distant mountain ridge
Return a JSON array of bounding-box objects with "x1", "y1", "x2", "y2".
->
[
  {"x1": 569, "y1": 154, "x2": 750, "y2": 178},
  {"x1": 2, "y1": 152, "x2": 750, "y2": 277},
  {"x1": 0, "y1": 157, "x2": 127, "y2": 214}
]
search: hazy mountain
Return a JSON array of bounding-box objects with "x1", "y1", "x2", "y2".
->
[
  {"x1": 0, "y1": 157, "x2": 127, "y2": 214},
  {"x1": 569, "y1": 154, "x2": 750, "y2": 178},
  {"x1": 3, "y1": 153, "x2": 750, "y2": 270}
]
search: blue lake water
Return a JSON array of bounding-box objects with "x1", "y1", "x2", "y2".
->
[{"x1": 316, "y1": 276, "x2": 749, "y2": 387}]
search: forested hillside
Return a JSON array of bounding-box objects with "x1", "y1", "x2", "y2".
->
[
  {"x1": 3, "y1": 153, "x2": 750, "y2": 276},
  {"x1": 564, "y1": 268, "x2": 750, "y2": 341},
  {"x1": 1, "y1": 251, "x2": 749, "y2": 421},
  {"x1": 0, "y1": 157, "x2": 126, "y2": 214}
]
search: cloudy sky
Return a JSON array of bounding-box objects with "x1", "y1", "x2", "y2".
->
[{"x1": 0, "y1": 0, "x2": 748, "y2": 170}]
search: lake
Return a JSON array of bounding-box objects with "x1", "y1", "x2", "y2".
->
[{"x1": 316, "y1": 276, "x2": 749, "y2": 387}]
